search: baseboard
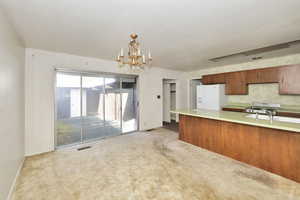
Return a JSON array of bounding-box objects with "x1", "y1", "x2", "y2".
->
[
  {"x1": 25, "y1": 145, "x2": 54, "y2": 157},
  {"x1": 6, "y1": 157, "x2": 25, "y2": 200}
]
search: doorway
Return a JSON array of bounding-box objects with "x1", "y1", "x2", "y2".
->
[
  {"x1": 55, "y1": 71, "x2": 138, "y2": 148},
  {"x1": 162, "y1": 79, "x2": 178, "y2": 132}
]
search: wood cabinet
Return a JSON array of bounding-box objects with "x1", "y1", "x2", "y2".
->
[
  {"x1": 246, "y1": 67, "x2": 279, "y2": 83},
  {"x1": 202, "y1": 73, "x2": 225, "y2": 84},
  {"x1": 179, "y1": 114, "x2": 300, "y2": 183},
  {"x1": 245, "y1": 70, "x2": 260, "y2": 83},
  {"x1": 225, "y1": 71, "x2": 248, "y2": 95},
  {"x1": 201, "y1": 64, "x2": 300, "y2": 95},
  {"x1": 222, "y1": 107, "x2": 245, "y2": 113},
  {"x1": 279, "y1": 65, "x2": 300, "y2": 94},
  {"x1": 258, "y1": 67, "x2": 279, "y2": 83}
]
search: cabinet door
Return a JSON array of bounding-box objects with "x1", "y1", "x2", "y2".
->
[
  {"x1": 202, "y1": 73, "x2": 225, "y2": 84},
  {"x1": 201, "y1": 75, "x2": 213, "y2": 84},
  {"x1": 246, "y1": 70, "x2": 259, "y2": 83},
  {"x1": 279, "y1": 65, "x2": 300, "y2": 94},
  {"x1": 225, "y1": 71, "x2": 248, "y2": 95},
  {"x1": 258, "y1": 67, "x2": 279, "y2": 83},
  {"x1": 246, "y1": 68, "x2": 278, "y2": 84}
]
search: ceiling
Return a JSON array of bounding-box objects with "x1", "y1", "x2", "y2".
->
[{"x1": 1, "y1": 0, "x2": 300, "y2": 71}]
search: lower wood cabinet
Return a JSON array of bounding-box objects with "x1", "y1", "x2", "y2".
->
[{"x1": 179, "y1": 114, "x2": 300, "y2": 183}]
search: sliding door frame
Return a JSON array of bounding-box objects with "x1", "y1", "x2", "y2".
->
[{"x1": 54, "y1": 68, "x2": 139, "y2": 149}]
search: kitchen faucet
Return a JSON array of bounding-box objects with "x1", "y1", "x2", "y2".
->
[
  {"x1": 245, "y1": 102, "x2": 279, "y2": 123},
  {"x1": 265, "y1": 109, "x2": 277, "y2": 123}
]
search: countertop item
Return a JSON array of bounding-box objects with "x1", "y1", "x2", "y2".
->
[{"x1": 171, "y1": 109, "x2": 300, "y2": 133}]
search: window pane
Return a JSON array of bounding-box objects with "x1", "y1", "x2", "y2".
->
[{"x1": 56, "y1": 73, "x2": 82, "y2": 146}]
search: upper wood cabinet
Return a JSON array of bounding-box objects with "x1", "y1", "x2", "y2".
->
[
  {"x1": 202, "y1": 73, "x2": 225, "y2": 84},
  {"x1": 245, "y1": 70, "x2": 260, "y2": 83},
  {"x1": 246, "y1": 67, "x2": 279, "y2": 84},
  {"x1": 225, "y1": 71, "x2": 248, "y2": 95},
  {"x1": 258, "y1": 67, "x2": 279, "y2": 83},
  {"x1": 279, "y1": 65, "x2": 300, "y2": 95},
  {"x1": 202, "y1": 64, "x2": 300, "y2": 95}
]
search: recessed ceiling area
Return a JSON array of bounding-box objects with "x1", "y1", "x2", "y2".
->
[{"x1": 1, "y1": 0, "x2": 300, "y2": 71}]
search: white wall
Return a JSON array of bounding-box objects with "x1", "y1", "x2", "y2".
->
[
  {"x1": 25, "y1": 48, "x2": 187, "y2": 156},
  {"x1": 0, "y1": 9, "x2": 25, "y2": 200}
]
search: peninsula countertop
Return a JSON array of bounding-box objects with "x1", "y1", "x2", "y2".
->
[{"x1": 171, "y1": 109, "x2": 300, "y2": 133}]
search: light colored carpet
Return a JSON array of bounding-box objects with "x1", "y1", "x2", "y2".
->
[{"x1": 12, "y1": 128, "x2": 300, "y2": 200}]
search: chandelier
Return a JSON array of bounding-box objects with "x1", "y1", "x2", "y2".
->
[{"x1": 116, "y1": 33, "x2": 152, "y2": 69}]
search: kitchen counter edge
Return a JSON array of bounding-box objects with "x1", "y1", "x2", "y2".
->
[{"x1": 171, "y1": 109, "x2": 300, "y2": 133}]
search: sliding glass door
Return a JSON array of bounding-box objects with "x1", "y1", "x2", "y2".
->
[
  {"x1": 104, "y1": 77, "x2": 122, "y2": 137},
  {"x1": 81, "y1": 75, "x2": 106, "y2": 142},
  {"x1": 55, "y1": 71, "x2": 138, "y2": 148},
  {"x1": 56, "y1": 73, "x2": 82, "y2": 146}
]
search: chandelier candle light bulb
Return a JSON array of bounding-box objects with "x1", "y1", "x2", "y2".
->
[
  {"x1": 148, "y1": 51, "x2": 152, "y2": 60},
  {"x1": 116, "y1": 33, "x2": 152, "y2": 69},
  {"x1": 142, "y1": 55, "x2": 146, "y2": 64}
]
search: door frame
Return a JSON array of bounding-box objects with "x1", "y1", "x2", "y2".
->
[
  {"x1": 162, "y1": 79, "x2": 177, "y2": 124},
  {"x1": 163, "y1": 82, "x2": 171, "y2": 123}
]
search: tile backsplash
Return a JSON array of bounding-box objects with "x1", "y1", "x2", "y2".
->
[{"x1": 228, "y1": 83, "x2": 300, "y2": 106}]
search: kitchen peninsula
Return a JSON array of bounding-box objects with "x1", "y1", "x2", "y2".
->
[{"x1": 171, "y1": 109, "x2": 300, "y2": 183}]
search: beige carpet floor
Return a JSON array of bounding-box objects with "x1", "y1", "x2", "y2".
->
[{"x1": 12, "y1": 128, "x2": 300, "y2": 200}]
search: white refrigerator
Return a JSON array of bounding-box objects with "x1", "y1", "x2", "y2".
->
[{"x1": 196, "y1": 84, "x2": 227, "y2": 110}]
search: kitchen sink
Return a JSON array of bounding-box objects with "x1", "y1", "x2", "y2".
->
[{"x1": 246, "y1": 114, "x2": 300, "y2": 124}]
